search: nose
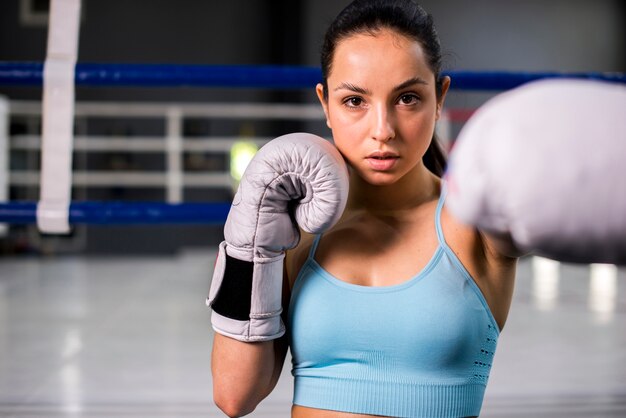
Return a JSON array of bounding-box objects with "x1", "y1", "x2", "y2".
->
[{"x1": 370, "y1": 104, "x2": 395, "y2": 142}]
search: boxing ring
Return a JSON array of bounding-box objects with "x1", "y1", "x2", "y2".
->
[
  {"x1": 1, "y1": 65, "x2": 625, "y2": 417},
  {"x1": 1, "y1": 3, "x2": 626, "y2": 417},
  {"x1": 1, "y1": 62, "x2": 624, "y2": 228}
]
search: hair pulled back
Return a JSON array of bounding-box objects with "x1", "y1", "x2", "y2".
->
[{"x1": 320, "y1": 0, "x2": 447, "y2": 176}]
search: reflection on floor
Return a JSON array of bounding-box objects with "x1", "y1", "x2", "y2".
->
[{"x1": 0, "y1": 251, "x2": 624, "y2": 417}]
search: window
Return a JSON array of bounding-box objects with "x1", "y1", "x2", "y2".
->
[
  {"x1": 20, "y1": 0, "x2": 84, "y2": 27},
  {"x1": 20, "y1": 0, "x2": 50, "y2": 27}
]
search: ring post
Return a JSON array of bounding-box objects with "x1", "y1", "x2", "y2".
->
[{"x1": 36, "y1": 0, "x2": 81, "y2": 234}]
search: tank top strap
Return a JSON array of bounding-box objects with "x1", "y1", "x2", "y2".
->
[
  {"x1": 308, "y1": 234, "x2": 323, "y2": 260},
  {"x1": 435, "y1": 183, "x2": 448, "y2": 246}
]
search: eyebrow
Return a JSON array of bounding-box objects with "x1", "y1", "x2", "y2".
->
[
  {"x1": 393, "y1": 76, "x2": 429, "y2": 91},
  {"x1": 333, "y1": 76, "x2": 429, "y2": 95},
  {"x1": 334, "y1": 82, "x2": 371, "y2": 95}
]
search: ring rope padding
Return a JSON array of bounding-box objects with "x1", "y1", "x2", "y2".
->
[
  {"x1": 0, "y1": 62, "x2": 624, "y2": 90},
  {"x1": 0, "y1": 202, "x2": 231, "y2": 225}
]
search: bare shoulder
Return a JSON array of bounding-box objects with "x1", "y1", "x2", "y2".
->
[
  {"x1": 440, "y1": 203, "x2": 517, "y2": 330},
  {"x1": 440, "y1": 203, "x2": 518, "y2": 267}
]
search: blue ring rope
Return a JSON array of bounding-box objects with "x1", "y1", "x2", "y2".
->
[
  {"x1": 0, "y1": 202, "x2": 231, "y2": 225},
  {"x1": 1, "y1": 62, "x2": 624, "y2": 90}
]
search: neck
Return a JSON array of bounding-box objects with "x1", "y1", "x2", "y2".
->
[{"x1": 347, "y1": 163, "x2": 441, "y2": 216}]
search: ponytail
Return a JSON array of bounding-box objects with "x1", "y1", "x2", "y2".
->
[{"x1": 423, "y1": 135, "x2": 447, "y2": 177}]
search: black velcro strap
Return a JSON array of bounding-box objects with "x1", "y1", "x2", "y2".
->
[{"x1": 211, "y1": 254, "x2": 253, "y2": 321}]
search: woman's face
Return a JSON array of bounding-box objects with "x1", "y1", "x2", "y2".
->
[{"x1": 317, "y1": 29, "x2": 449, "y2": 186}]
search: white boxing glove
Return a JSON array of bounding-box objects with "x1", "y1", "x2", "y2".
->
[
  {"x1": 446, "y1": 79, "x2": 626, "y2": 264},
  {"x1": 207, "y1": 133, "x2": 349, "y2": 341}
]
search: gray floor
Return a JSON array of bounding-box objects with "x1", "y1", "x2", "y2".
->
[{"x1": 0, "y1": 250, "x2": 625, "y2": 417}]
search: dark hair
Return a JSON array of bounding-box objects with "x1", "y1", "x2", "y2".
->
[{"x1": 320, "y1": 0, "x2": 447, "y2": 176}]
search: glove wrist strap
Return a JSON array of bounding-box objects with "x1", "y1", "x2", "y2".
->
[{"x1": 207, "y1": 241, "x2": 285, "y2": 342}]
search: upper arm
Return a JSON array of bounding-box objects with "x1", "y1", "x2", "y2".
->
[{"x1": 478, "y1": 229, "x2": 528, "y2": 261}]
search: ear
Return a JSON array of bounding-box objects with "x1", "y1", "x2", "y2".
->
[
  {"x1": 435, "y1": 76, "x2": 451, "y2": 121},
  {"x1": 316, "y1": 83, "x2": 332, "y2": 129}
]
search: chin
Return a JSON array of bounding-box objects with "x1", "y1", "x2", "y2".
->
[{"x1": 358, "y1": 170, "x2": 402, "y2": 187}]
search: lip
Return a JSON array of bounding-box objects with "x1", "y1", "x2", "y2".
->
[
  {"x1": 366, "y1": 151, "x2": 399, "y2": 159},
  {"x1": 365, "y1": 151, "x2": 400, "y2": 171}
]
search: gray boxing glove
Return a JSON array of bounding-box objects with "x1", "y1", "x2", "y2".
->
[
  {"x1": 207, "y1": 133, "x2": 349, "y2": 341},
  {"x1": 446, "y1": 79, "x2": 626, "y2": 264}
]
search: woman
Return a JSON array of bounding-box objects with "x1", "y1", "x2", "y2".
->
[{"x1": 212, "y1": 1, "x2": 519, "y2": 416}]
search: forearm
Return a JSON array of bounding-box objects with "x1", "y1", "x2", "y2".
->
[
  {"x1": 211, "y1": 333, "x2": 287, "y2": 417},
  {"x1": 206, "y1": 133, "x2": 348, "y2": 416}
]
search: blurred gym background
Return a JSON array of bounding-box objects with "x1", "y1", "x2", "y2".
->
[{"x1": 0, "y1": 1, "x2": 624, "y2": 417}]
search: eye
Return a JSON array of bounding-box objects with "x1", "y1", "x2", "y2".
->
[
  {"x1": 398, "y1": 93, "x2": 420, "y2": 106},
  {"x1": 343, "y1": 96, "x2": 364, "y2": 108}
]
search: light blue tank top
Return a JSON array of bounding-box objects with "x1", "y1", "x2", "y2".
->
[{"x1": 288, "y1": 189, "x2": 500, "y2": 418}]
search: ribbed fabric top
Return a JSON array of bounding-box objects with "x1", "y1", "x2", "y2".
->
[{"x1": 287, "y1": 189, "x2": 500, "y2": 418}]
